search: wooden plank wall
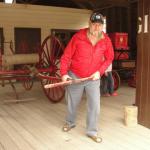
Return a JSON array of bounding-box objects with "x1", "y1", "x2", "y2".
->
[
  {"x1": 0, "y1": 28, "x2": 4, "y2": 54},
  {"x1": 129, "y1": 2, "x2": 138, "y2": 57},
  {"x1": 0, "y1": 3, "x2": 91, "y2": 54},
  {"x1": 100, "y1": 5, "x2": 138, "y2": 59},
  {"x1": 101, "y1": 6, "x2": 128, "y2": 33},
  {"x1": 136, "y1": 0, "x2": 150, "y2": 128}
]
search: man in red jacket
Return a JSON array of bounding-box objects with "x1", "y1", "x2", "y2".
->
[{"x1": 60, "y1": 12, "x2": 114, "y2": 143}]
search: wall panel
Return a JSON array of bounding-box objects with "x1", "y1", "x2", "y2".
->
[
  {"x1": 0, "y1": 3, "x2": 91, "y2": 54},
  {"x1": 136, "y1": 0, "x2": 150, "y2": 128}
]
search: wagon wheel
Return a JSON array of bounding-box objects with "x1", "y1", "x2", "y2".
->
[
  {"x1": 19, "y1": 65, "x2": 34, "y2": 90},
  {"x1": 22, "y1": 77, "x2": 34, "y2": 90},
  {"x1": 39, "y1": 35, "x2": 65, "y2": 103},
  {"x1": 112, "y1": 70, "x2": 120, "y2": 90}
]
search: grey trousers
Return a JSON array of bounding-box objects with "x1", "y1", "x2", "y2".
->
[{"x1": 65, "y1": 71, "x2": 100, "y2": 136}]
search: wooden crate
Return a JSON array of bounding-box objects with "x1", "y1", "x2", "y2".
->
[
  {"x1": 124, "y1": 106, "x2": 138, "y2": 127},
  {"x1": 109, "y1": 32, "x2": 129, "y2": 50}
]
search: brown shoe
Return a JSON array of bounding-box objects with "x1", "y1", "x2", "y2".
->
[
  {"x1": 62, "y1": 123, "x2": 76, "y2": 132},
  {"x1": 87, "y1": 135, "x2": 102, "y2": 143}
]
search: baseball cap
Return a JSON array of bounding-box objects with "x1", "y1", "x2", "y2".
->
[{"x1": 90, "y1": 12, "x2": 104, "y2": 24}]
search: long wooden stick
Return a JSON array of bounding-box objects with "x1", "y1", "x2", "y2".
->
[{"x1": 44, "y1": 77, "x2": 93, "y2": 89}]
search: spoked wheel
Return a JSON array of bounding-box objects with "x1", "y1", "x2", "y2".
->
[
  {"x1": 39, "y1": 35, "x2": 65, "y2": 103},
  {"x1": 112, "y1": 70, "x2": 120, "y2": 90},
  {"x1": 21, "y1": 65, "x2": 34, "y2": 90},
  {"x1": 22, "y1": 77, "x2": 33, "y2": 90}
]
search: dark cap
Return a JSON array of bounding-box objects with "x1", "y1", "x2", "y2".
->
[{"x1": 90, "y1": 12, "x2": 104, "y2": 24}]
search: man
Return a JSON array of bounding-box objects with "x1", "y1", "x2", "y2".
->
[
  {"x1": 102, "y1": 63, "x2": 118, "y2": 97},
  {"x1": 60, "y1": 12, "x2": 114, "y2": 143}
]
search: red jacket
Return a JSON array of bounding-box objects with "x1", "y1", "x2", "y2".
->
[{"x1": 60, "y1": 28, "x2": 114, "y2": 78}]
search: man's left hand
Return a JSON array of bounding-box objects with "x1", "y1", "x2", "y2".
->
[{"x1": 91, "y1": 71, "x2": 100, "y2": 80}]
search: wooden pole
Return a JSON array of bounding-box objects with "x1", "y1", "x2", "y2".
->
[{"x1": 44, "y1": 77, "x2": 93, "y2": 89}]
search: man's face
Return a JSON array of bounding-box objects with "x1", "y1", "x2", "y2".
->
[{"x1": 89, "y1": 22, "x2": 103, "y2": 36}]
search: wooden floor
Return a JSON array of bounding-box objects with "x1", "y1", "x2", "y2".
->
[{"x1": 0, "y1": 81, "x2": 150, "y2": 150}]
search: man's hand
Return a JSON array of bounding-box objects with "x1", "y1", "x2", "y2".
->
[
  {"x1": 90, "y1": 71, "x2": 100, "y2": 80},
  {"x1": 61, "y1": 74, "x2": 72, "y2": 82}
]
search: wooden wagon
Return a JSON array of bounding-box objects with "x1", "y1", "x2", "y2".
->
[{"x1": 0, "y1": 35, "x2": 65, "y2": 103}]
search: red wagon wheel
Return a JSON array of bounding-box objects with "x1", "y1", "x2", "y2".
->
[
  {"x1": 20, "y1": 65, "x2": 34, "y2": 90},
  {"x1": 22, "y1": 77, "x2": 33, "y2": 90},
  {"x1": 112, "y1": 70, "x2": 120, "y2": 90},
  {"x1": 39, "y1": 35, "x2": 65, "y2": 103}
]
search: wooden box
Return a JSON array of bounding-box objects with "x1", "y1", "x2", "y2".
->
[
  {"x1": 109, "y1": 32, "x2": 129, "y2": 50},
  {"x1": 124, "y1": 106, "x2": 138, "y2": 127}
]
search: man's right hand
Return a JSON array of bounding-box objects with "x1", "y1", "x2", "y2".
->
[{"x1": 61, "y1": 74, "x2": 72, "y2": 82}]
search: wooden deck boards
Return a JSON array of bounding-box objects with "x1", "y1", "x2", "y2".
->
[{"x1": 0, "y1": 82, "x2": 150, "y2": 150}]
